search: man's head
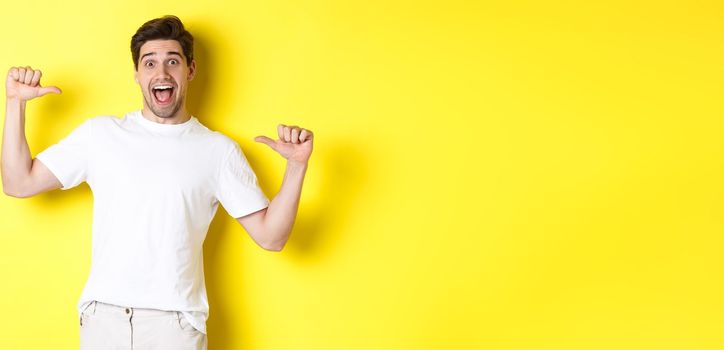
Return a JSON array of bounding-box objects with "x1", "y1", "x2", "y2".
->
[{"x1": 131, "y1": 15, "x2": 196, "y2": 119}]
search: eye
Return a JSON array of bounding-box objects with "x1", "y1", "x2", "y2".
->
[
  {"x1": 169, "y1": 59, "x2": 178, "y2": 65},
  {"x1": 145, "y1": 61, "x2": 155, "y2": 68}
]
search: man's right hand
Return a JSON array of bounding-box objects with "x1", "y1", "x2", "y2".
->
[{"x1": 6, "y1": 66, "x2": 61, "y2": 102}]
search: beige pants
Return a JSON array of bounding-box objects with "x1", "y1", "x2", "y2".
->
[{"x1": 79, "y1": 300, "x2": 207, "y2": 350}]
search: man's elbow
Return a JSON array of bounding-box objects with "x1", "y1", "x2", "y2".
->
[
  {"x1": 262, "y1": 242, "x2": 286, "y2": 252},
  {"x1": 261, "y1": 236, "x2": 288, "y2": 252},
  {"x1": 2, "y1": 183, "x2": 31, "y2": 198}
]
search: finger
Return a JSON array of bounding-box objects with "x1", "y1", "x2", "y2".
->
[
  {"x1": 18, "y1": 68, "x2": 27, "y2": 84},
  {"x1": 37, "y1": 86, "x2": 62, "y2": 96},
  {"x1": 283, "y1": 126, "x2": 291, "y2": 142},
  {"x1": 299, "y1": 129, "x2": 310, "y2": 142},
  {"x1": 277, "y1": 124, "x2": 285, "y2": 140},
  {"x1": 288, "y1": 124, "x2": 300, "y2": 142},
  {"x1": 254, "y1": 135, "x2": 277, "y2": 150},
  {"x1": 9, "y1": 67, "x2": 19, "y2": 81},
  {"x1": 291, "y1": 127, "x2": 300, "y2": 144},
  {"x1": 23, "y1": 67, "x2": 33, "y2": 85},
  {"x1": 30, "y1": 70, "x2": 41, "y2": 87}
]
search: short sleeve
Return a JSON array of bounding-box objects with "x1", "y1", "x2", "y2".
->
[
  {"x1": 34, "y1": 119, "x2": 92, "y2": 190},
  {"x1": 215, "y1": 141, "x2": 270, "y2": 218}
]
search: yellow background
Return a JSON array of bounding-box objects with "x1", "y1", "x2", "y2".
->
[{"x1": 1, "y1": 0, "x2": 723, "y2": 349}]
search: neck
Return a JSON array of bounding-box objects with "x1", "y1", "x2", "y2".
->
[{"x1": 140, "y1": 106, "x2": 191, "y2": 125}]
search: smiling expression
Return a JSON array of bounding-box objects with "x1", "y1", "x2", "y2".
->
[{"x1": 134, "y1": 39, "x2": 196, "y2": 120}]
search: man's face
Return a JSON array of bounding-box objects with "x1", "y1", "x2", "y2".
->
[{"x1": 134, "y1": 39, "x2": 195, "y2": 119}]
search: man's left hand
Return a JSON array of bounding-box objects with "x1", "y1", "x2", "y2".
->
[{"x1": 255, "y1": 124, "x2": 313, "y2": 164}]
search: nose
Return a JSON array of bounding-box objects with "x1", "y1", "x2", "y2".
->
[{"x1": 158, "y1": 64, "x2": 171, "y2": 77}]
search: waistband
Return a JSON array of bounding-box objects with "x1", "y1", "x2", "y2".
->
[{"x1": 82, "y1": 300, "x2": 180, "y2": 318}]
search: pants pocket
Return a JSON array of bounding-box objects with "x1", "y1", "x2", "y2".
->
[
  {"x1": 176, "y1": 312, "x2": 201, "y2": 334},
  {"x1": 79, "y1": 300, "x2": 98, "y2": 326}
]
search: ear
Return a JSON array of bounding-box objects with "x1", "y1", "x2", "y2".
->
[
  {"x1": 187, "y1": 59, "x2": 196, "y2": 81},
  {"x1": 134, "y1": 68, "x2": 139, "y2": 84}
]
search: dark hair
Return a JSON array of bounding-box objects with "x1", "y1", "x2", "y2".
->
[{"x1": 130, "y1": 15, "x2": 194, "y2": 70}]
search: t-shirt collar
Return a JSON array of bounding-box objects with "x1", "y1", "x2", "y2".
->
[{"x1": 129, "y1": 110, "x2": 197, "y2": 134}]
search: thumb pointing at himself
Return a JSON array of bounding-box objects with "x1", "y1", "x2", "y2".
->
[{"x1": 255, "y1": 124, "x2": 313, "y2": 164}]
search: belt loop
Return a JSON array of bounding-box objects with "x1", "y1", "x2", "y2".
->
[{"x1": 92, "y1": 300, "x2": 97, "y2": 315}]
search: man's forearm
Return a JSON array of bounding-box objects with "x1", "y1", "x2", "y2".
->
[
  {"x1": 262, "y1": 160, "x2": 308, "y2": 250},
  {"x1": 1, "y1": 98, "x2": 32, "y2": 194}
]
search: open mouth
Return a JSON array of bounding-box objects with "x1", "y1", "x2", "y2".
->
[{"x1": 151, "y1": 84, "x2": 175, "y2": 106}]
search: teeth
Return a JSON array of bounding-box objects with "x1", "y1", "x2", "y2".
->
[{"x1": 153, "y1": 85, "x2": 173, "y2": 90}]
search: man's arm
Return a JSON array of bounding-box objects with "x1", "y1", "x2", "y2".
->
[
  {"x1": 237, "y1": 124, "x2": 314, "y2": 252},
  {"x1": 2, "y1": 66, "x2": 63, "y2": 198},
  {"x1": 237, "y1": 161, "x2": 308, "y2": 251}
]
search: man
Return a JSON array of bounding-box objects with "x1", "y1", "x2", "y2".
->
[{"x1": 1, "y1": 15, "x2": 313, "y2": 350}]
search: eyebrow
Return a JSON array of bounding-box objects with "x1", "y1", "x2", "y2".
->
[{"x1": 140, "y1": 51, "x2": 183, "y2": 61}]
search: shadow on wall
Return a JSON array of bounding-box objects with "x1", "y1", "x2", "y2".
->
[
  {"x1": 186, "y1": 21, "x2": 371, "y2": 348},
  {"x1": 184, "y1": 24, "x2": 213, "y2": 122},
  {"x1": 203, "y1": 136, "x2": 370, "y2": 349},
  {"x1": 282, "y1": 140, "x2": 370, "y2": 259},
  {"x1": 190, "y1": 22, "x2": 372, "y2": 347}
]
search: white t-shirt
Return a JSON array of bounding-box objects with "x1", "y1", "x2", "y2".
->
[{"x1": 35, "y1": 110, "x2": 270, "y2": 334}]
